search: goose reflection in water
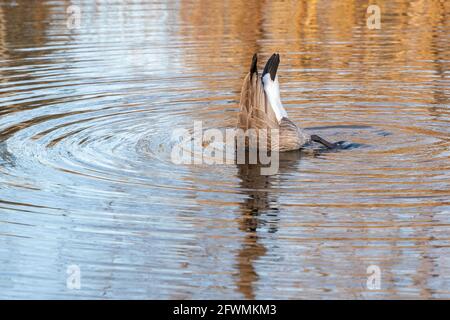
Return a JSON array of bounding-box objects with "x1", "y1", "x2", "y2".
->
[{"x1": 235, "y1": 150, "x2": 304, "y2": 299}]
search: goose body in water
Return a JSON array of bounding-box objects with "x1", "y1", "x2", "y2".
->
[{"x1": 237, "y1": 53, "x2": 335, "y2": 151}]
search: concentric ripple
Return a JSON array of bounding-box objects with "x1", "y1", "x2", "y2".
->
[{"x1": 0, "y1": 0, "x2": 449, "y2": 299}]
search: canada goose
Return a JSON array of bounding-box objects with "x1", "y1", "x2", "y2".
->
[{"x1": 237, "y1": 53, "x2": 335, "y2": 151}]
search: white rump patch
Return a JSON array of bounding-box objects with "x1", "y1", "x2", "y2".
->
[{"x1": 262, "y1": 73, "x2": 288, "y2": 122}]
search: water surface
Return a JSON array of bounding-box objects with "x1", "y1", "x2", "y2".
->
[{"x1": 0, "y1": 0, "x2": 449, "y2": 299}]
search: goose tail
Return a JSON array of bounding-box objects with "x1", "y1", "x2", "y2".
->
[
  {"x1": 250, "y1": 53, "x2": 258, "y2": 79},
  {"x1": 262, "y1": 53, "x2": 288, "y2": 122},
  {"x1": 262, "y1": 53, "x2": 279, "y2": 81}
]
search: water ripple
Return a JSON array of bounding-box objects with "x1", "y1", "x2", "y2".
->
[{"x1": 0, "y1": 0, "x2": 449, "y2": 299}]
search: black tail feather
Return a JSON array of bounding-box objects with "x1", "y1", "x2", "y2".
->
[
  {"x1": 250, "y1": 53, "x2": 258, "y2": 79},
  {"x1": 262, "y1": 53, "x2": 280, "y2": 81}
]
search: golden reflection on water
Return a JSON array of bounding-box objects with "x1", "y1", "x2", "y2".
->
[{"x1": 0, "y1": 0, "x2": 449, "y2": 299}]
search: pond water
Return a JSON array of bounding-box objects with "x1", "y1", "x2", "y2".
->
[{"x1": 0, "y1": 0, "x2": 449, "y2": 299}]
